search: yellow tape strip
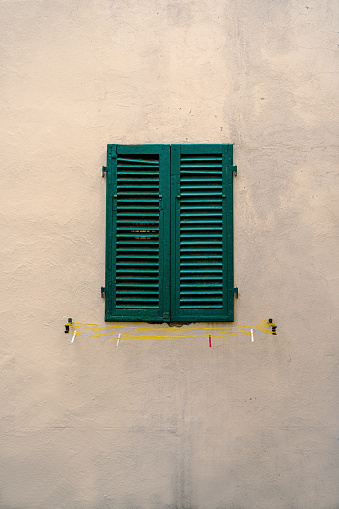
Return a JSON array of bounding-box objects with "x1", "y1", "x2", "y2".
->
[
  {"x1": 67, "y1": 322, "x2": 272, "y2": 340},
  {"x1": 75, "y1": 330, "x2": 270, "y2": 340},
  {"x1": 72, "y1": 321, "x2": 271, "y2": 332}
]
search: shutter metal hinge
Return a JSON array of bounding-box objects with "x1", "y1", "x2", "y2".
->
[
  {"x1": 102, "y1": 166, "x2": 108, "y2": 177},
  {"x1": 233, "y1": 287, "x2": 239, "y2": 298},
  {"x1": 232, "y1": 166, "x2": 237, "y2": 176},
  {"x1": 101, "y1": 287, "x2": 106, "y2": 298}
]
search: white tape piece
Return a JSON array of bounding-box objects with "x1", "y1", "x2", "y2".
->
[
  {"x1": 117, "y1": 333, "x2": 121, "y2": 346},
  {"x1": 71, "y1": 330, "x2": 77, "y2": 344},
  {"x1": 251, "y1": 329, "x2": 254, "y2": 342}
]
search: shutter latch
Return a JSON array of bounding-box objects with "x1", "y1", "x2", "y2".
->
[
  {"x1": 102, "y1": 166, "x2": 108, "y2": 177},
  {"x1": 101, "y1": 287, "x2": 106, "y2": 298},
  {"x1": 163, "y1": 312, "x2": 170, "y2": 321},
  {"x1": 232, "y1": 166, "x2": 237, "y2": 176},
  {"x1": 233, "y1": 287, "x2": 239, "y2": 298}
]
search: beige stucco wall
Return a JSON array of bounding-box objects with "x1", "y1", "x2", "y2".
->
[{"x1": 1, "y1": 1, "x2": 338, "y2": 508}]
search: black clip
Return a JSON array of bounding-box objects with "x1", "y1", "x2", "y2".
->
[
  {"x1": 268, "y1": 318, "x2": 277, "y2": 335},
  {"x1": 102, "y1": 166, "x2": 108, "y2": 177},
  {"x1": 64, "y1": 318, "x2": 73, "y2": 334}
]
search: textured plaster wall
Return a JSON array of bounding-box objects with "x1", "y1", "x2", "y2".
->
[{"x1": 0, "y1": 1, "x2": 338, "y2": 508}]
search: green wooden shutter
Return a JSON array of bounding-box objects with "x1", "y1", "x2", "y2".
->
[
  {"x1": 105, "y1": 144, "x2": 170, "y2": 321},
  {"x1": 170, "y1": 144, "x2": 234, "y2": 321}
]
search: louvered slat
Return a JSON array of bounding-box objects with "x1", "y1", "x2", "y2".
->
[
  {"x1": 180, "y1": 153, "x2": 223, "y2": 307},
  {"x1": 116, "y1": 154, "x2": 159, "y2": 308}
]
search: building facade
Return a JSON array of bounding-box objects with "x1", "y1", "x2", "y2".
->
[{"x1": 1, "y1": 1, "x2": 338, "y2": 508}]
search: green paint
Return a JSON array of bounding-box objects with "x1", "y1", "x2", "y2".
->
[{"x1": 105, "y1": 144, "x2": 235, "y2": 322}]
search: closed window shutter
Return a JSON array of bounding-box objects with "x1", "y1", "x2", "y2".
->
[
  {"x1": 170, "y1": 144, "x2": 234, "y2": 321},
  {"x1": 105, "y1": 145, "x2": 170, "y2": 321}
]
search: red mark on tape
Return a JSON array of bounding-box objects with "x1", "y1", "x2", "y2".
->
[{"x1": 209, "y1": 335, "x2": 211, "y2": 348}]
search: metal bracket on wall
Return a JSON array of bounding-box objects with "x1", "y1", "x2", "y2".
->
[
  {"x1": 102, "y1": 166, "x2": 108, "y2": 177},
  {"x1": 232, "y1": 166, "x2": 237, "y2": 176},
  {"x1": 101, "y1": 287, "x2": 106, "y2": 298},
  {"x1": 268, "y1": 318, "x2": 277, "y2": 335},
  {"x1": 64, "y1": 318, "x2": 73, "y2": 333},
  {"x1": 233, "y1": 287, "x2": 239, "y2": 298}
]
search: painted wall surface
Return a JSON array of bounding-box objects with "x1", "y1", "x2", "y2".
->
[{"x1": 1, "y1": 1, "x2": 338, "y2": 508}]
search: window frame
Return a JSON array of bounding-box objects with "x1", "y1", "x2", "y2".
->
[{"x1": 104, "y1": 143, "x2": 235, "y2": 323}]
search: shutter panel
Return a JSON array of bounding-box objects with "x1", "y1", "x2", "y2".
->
[
  {"x1": 105, "y1": 145, "x2": 170, "y2": 321},
  {"x1": 170, "y1": 144, "x2": 234, "y2": 321}
]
